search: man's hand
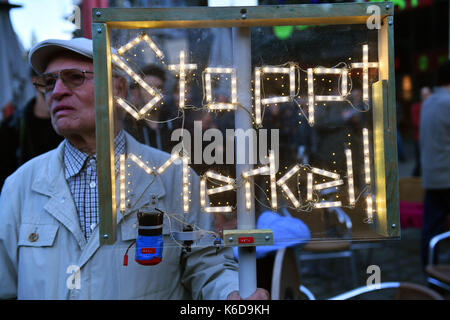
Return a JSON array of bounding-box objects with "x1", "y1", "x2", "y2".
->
[{"x1": 227, "y1": 288, "x2": 270, "y2": 300}]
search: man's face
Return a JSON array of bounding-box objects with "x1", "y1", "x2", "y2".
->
[
  {"x1": 135, "y1": 74, "x2": 164, "y2": 106},
  {"x1": 45, "y1": 54, "x2": 96, "y2": 138}
]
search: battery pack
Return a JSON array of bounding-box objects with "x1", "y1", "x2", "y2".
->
[
  {"x1": 135, "y1": 234, "x2": 163, "y2": 265},
  {"x1": 135, "y1": 209, "x2": 164, "y2": 266}
]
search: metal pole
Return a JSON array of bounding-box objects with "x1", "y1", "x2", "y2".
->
[{"x1": 233, "y1": 26, "x2": 257, "y2": 299}]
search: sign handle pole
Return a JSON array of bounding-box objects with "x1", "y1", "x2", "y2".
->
[{"x1": 233, "y1": 26, "x2": 257, "y2": 299}]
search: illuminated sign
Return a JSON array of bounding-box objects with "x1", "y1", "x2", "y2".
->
[
  {"x1": 114, "y1": 33, "x2": 378, "y2": 219},
  {"x1": 93, "y1": 4, "x2": 400, "y2": 245}
]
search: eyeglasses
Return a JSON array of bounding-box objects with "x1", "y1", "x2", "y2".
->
[{"x1": 33, "y1": 69, "x2": 94, "y2": 94}]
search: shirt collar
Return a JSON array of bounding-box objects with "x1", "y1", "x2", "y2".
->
[{"x1": 64, "y1": 130, "x2": 126, "y2": 179}]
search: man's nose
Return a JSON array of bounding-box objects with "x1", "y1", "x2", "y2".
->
[{"x1": 50, "y1": 78, "x2": 72, "y2": 100}]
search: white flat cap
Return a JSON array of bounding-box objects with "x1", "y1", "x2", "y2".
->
[
  {"x1": 29, "y1": 37, "x2": 96, "y2": 74},
  {"x1": 29, "y1": 37, "x2": 120, "y2": 75}
]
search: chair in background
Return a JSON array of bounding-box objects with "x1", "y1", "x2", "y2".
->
[
  {"x1": 270, "y1": 246, "x2": 303, "y2": 300},
  {"x1": 270, "y1": 246, "x2": 444, "y2": 300},
  {"x1": 297, "y1": 206, "x2": 357, "y2": 288},
  {"x1": 327, "y1": 282, "x2": 444, "y2": 300},
  {"x1": 269, "y1": 246, "x2": 319, "y2": 300},
  {"x1": 425, "y1": 230, "x2": 450, "y2": 291}
]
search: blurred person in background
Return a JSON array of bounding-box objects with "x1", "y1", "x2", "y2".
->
[
  {"x1": 410, "y1": 86, "x2": 431, "y2": 177},
  {"x1": 419, "y1": 61, "x2": 450, "y2": 268},
  {"x1": 0, "y1": 68, "x2": 63, "y2": 191},
  {"x1": 124, "y1": 64, "x2": 178, "y2": 153}
]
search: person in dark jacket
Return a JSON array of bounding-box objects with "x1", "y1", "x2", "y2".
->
[{"x1": 0, "y1": 69, "x2": 63, "y2": 191}]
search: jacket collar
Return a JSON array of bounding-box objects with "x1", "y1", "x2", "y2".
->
[
  {"x1": 31, "y1": 141, "x2": 87, "y2": 248},
  {"x1": 32, "y1": 141, "x2": 66, "y2": 196}
]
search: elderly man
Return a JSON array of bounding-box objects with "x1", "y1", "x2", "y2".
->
[{"x1": 0, "y1": 37, "x2": 268, "y2": 300}]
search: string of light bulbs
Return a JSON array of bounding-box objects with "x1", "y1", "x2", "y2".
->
[{"x1": 113, "y1": 38, "x2": 379, "y2": 223}]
